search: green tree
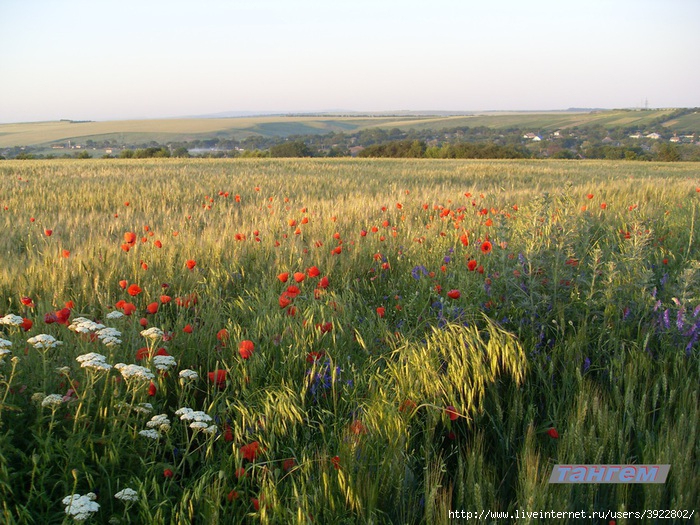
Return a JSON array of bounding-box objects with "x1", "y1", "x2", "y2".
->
[
  {"x1": 656, "y1": 143, "x2": 681, "y2": 161},
  {"x1": 269, "y1": 141, "x2": 312, "y2": 157}
]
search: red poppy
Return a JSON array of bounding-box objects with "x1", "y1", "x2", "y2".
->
[
  {"x1": 146, "y1": 302, "x2": 158, "y2": 314},
  {"x1": 122, "y1": 303, "x2": 136, "y2": 316},
  {"x1": 279, "y1": 294, "x2": 291, "y2": 308},
  {"x1": 62, "y1": 250, "x2": 70, "y2": 259},
  {"x1": 148, "y1": 381, "x2": 157, "y2": 396},
  {"x1": 163, "y1": 468, "x2": 173, "y2": 479},
  {"x1": 124, "y1": 232, "x2": 136, "y2": 245},
  {"x1": 20, "y1": 296, "x2": 34, "y2": 307},
  {"x1": 586, "y1": 193, "x2": 594, "y2": 199},
  {"x1": 44, "y1": 229, "x2": 53, "y2": 237},
  {"x1": 306, "y1": 350, "x2": 325, "y2": 363},
  {"x1": 447, "y1": 290, "x2": 461, "y2": 300},
  {"x1": 222, "y1": 423, "x2": 233, "y2": 442},
  {"x1": 183, "y1": 324, "x2": 193, "y2": 334},
  {"x1": 135, "y1": 347, "x2": 149, "y2": 361},
  {"x1": 446, "y1": 406, "x2": 460, "y2": 421},
  {"x1": 208, "y1": 369, "x2": 227, "y2": 389},
  {"x1": 293, "y1": 272, "x2": 305, "y2": 283},
  {"x1": 376, "y1": 306, "x2": 385, "y2": 318},
  {"x1": 600, "y1": 203, "x2": 607, "y2": 210},
  {"x1": 217, "y1": 328, "x2": 230, "y2": 343},
  {"x1": 350, "y1": 420, "x2": 366, "y2": 435},
  {"x1": 399, "y1": 399, "x2": 417, "y2": 413},
  {"x1": 119, "y1": 280, "x2": 128, "y2": 289},
  {"x1": 480, "y1": 241, "x2": 492, "y2": 254},
  {"x1": 127, "y1": 284, "x2": 142, "y2": 296},
  {"x1": 21, "y1": 317, "x2": 33, "y2": 332},
  {"x1": 283, "y1": 458, "x2": 296, "y2": 472},
  {"x1": 239, "y1": 340, "x2": 255, "y2": 359},
  {"x1": 467, "y1": 260, "x2": 477, "y2": 271},
  {"x1": 160, "y1": 295, "x2": 171, "y2": 303},
  {"x1": 154, "y1": 239, "x2": 163, "y2": 248},
  {"x1": 307, "y1": 266, "x2": 320, "y2": 278},
  {"x1": 318, "y1": 276, "x2": 329, "y2": 289},
  {"x1": 240, "y1": 441, "x2": 261, "y2": 462},
  {"x1": 546, "y1": 428, "x2": 560, "y2": 439},
  {"x1": 139, "y1": 317, "x2": 148, "y2": 327},
  {"x1": 186, "y1": 259, "x2": 196, "y2": 270},
  {"x1": 226, "y1": 490, "x2": 239, "y2": 503},
  {"x1": 286, "y1": 285, "x2": 300, "y2": 298},
  {"x1": 331, "y1": 456, "x2": 341, "y2": 470},
  {"x1": 277, "y1": 272, "x2": 289, "y2": 283}
]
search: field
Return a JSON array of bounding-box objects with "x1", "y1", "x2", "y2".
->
[
  {"x1": 0, "y1": 109, "x2": 684, "y2": 148},
  {"x1": 0, "y1": 158, "x2": 698, "y2": 523}
]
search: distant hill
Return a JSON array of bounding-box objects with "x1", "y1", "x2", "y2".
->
[{"x1": 0, "y1": 109, "x2": 695, "y2": 148}]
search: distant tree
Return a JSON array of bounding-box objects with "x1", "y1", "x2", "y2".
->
[
  {"x1": 120, "y1": 149, "x2": 135, "y2": 158},
  {"x1": 269, "y1": 141, "x2": 312, "y2": 157},
  {"x1": 172, "y1": 147, "x2": 190, "y2": 158},
  {"x1": 656, "y1": 143, "x2": 681, "y2": 161},
  {"x1": 76, "y1": 151, "x2": 91, "y2": 159}
]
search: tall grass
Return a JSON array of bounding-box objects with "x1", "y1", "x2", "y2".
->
[{"x1": 0, "y1": 159, "x2": 698, "y2": 523}]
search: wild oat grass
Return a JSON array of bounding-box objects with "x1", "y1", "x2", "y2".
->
[{"x1": 0, "y1": 158, "x2": 698, "y2": 523}]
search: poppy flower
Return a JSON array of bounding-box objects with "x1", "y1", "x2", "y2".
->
[
  {"x1": 447, "y1": 290, "x2": 461, "y2": 300},
  {"x1": 148, "y1": 381, "x2": 157, "y2": 396},
  {"x1": 376, "y1": 306, "x2": 385, "y2": 318},
  {"x1": 318, "y1": 276, "x2": 329, "y2": 289},
  {"x1": 119, "y1": 280, "x2": 128, "y2": 289},
  {"x1": 160, "y1": 295, "x2": 171, "y2": 304},
  {"x1": 279, "y1": 294, "x2": 291, "y2": 308},
  {"x1": 331, "y1": 456, "x2": 341, "y2": 470},
  {"x1": 139, "y1": 317, "x2": 148, "y2": 327},
  {"x1": 350, "y1": 420, "x2": 366, "y2": 435},
  {"x1": 223, "y1": 424, "x2": 233, "y2": 442},
  {"x1": 154, "y1": 240, "x2": 163, "y2": 248},
  {"x1": 286, "y1": 285, "x2": 300, "y2": 298},
  {"x1": 293, "y1": 272, "x2": 305, "y2": 283},
  {"x1": 122, "y1": 303, "x2": 136, "y2": 316},
  {"x1": 208, "y1": 369, "x2": 227, "y2": 389},
  {"x1": 240, "y1": 441, "x2": 261, "y2": 462},
  {"x1": 62, "y1": 250, "x2": 70, "y2": 259},
  {"x1": 217, "y1": 329, "x2": 229, "y2": 343},
  {"x1": 135, "y1": 347, "x2": 149, "y2": 361},
  {"x1": 277, "y1": 272, "x2": 289, "y2": 283},
  {"x1": 283, "y1": 458, "x2": 296, "y2": 472},
  {"x1": 183, "y1": 324, "x2": 193, "y2": 333},
  {"x1": 44, "y1": 229, "x2": 53, "y2": 237},
  {"x1": 124, "y1": 231, "x2": 136, "y2": 245},
  {"x1": 21, "y1": 317, "x2": 33, "y2": 332},
  {"x1": 163, "y1": 468, "x2": 173, "y2": 479},
  {"x1": 239, "y1": 339, "x2": 255, "y2": 359},
  {"x1": 251, "y1": 498, "x2": 260, "y2": 511},
  {"x1": 307, "y1": 266, "x2": 320, "y2": 278},
  {"x1": 467, "y1": 259, "x2": 477, "y2": 271},
  {"x1": 480, "y1": 241, "x2": 492, "y2": 254},
  {"x1": 446, "y1": 406, "x2": 460, "y2": 421},
  {"x1": 546, "y1": 428, "x2": 560, "y2": 439},
  {"x1": 127, "y1": 284, "x2": 142, "y2": 296},
  {"x1": 186, "y1": 259, "x2": 196, "y2": 270}
]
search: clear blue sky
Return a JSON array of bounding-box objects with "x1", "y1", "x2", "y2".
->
[{"x1": 1, "y1": 0, "x2": 698, "y2": 122}]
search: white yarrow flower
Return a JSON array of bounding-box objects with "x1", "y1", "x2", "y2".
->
[
  {"x1": 0, "y1": 338, "x2": 12, "y2": 349},
  {"x1": 132, "y1": 402, "x2": 154, "y2": 414},
  {"x1": 105, "y1": 310, "x2": 124, "y2": 320},
  {"x1": 153, "y1": 355, "x2": 177, "y2": 371},
  {"x1": 100, "y1": 336, "x2": 122, "y2": 347},
  {"x1": 138, "y1": 428, "x2": 160, "y2": 440},
  {"x1": 114, "y1": 487, "x2": 138, "y2": 502},
  {"x1": 27, "y1": 334, "x2": 63, "y2": 349},
  {"x1": 203, "y1": 425, "x2": 218, "y2": 435},
  {"x1": 114, "y1": 363, "x2": 155, "y2": 381},
  {"x1": 41, "y1": 394, "x2": 63, "y2": 408},
  {"x1": 62, "y1": 492, "x2": 99, "y2": 521},
  {"x1": 146, "y1": 414, "x2": 171, "y2": 432},
  {"x1": 0, "y1": 348, "x2": 11, "y2": 360},
  {"x1": 178, "y1": 369, "x2": 199, "y2": 381},
  {"x1": 69, "y1": 318, "x2": 105, "y2": 334},
  {"x1": 140, "y1": 327, "x2": 164, "y2": 340},
  {"x1": 178, "y1": 409, "x2": 212, "y2": 423},
  {"x1": 76, "y1": 352, "x2": 112, "y2": 372},
  {"x1": 189, "y1": 421, "x2": 209, "y2": 429},
  {"x1": 0, "y1": 314, "x2": 23, "y2": 326}
]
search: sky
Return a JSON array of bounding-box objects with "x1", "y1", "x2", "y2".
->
[{"x1": 1, "y1": 0, "x2": 699, "y2": 123}]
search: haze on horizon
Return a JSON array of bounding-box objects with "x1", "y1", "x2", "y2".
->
[{"x1": 1, "y1": 0, "x2": 698, "y2": 124}]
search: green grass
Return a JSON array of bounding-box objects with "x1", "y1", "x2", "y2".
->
[{"x1": 0, "y1": 158, "x2": 698, "y2": 524}]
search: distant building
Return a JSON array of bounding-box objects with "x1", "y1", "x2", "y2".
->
[
  {"x1": 645, "y1": 133, "x2": 661, "y2": 140},
  {"x1": 523, "y1": 133, "x2": 541, "y2": 141}
]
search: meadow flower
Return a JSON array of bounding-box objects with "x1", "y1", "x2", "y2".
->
[
  {"x1": 114, "y1": 488, "x2": 138, "y2": 502},
  {"x1": 114, "y1": 363, "x2": 155, "y2": 381},
  {"x1": 238, "y1": 340, "x2": 254, "y2": 359},
  {"x1": 208, "y1": 369, "x2": 227, "y2": 388},
  {"x1": 480, "y1": 240, "x2": 493, "y2": 254},
  {"x1": 139, "y1": 429, "x2": 160, "y2": 440},
  {"x1": 76, "y1": 352, "x2": 112, "y2": 371},
  {"x1": 179, "y1": 369, "x2": 199, "y2": 381},
  {"x1": 27, "y1": 334, "x2": 63, "y2": 349},
  {"x1": 147, "y1": 414, "x2": 171, "y2": 432},
  {"x1": 240, "y1": 441, "x2": 261, "y2": 461},
  {"x1": 127, "y1": 284, "x2": 142, "y2": 297},
  {"x1": 153, "y1": 354, "x2": 177, "y2": 371},
  {"x1": 41, "y1": 393, "x2": 64, "y2": 408},
  {"x1": 0, "y1": 338, "x2": 12, "y2": 349},
  {"x1": 133, "y1": 402, "x2": 153, "y2": 414},
  {"x1": 177, "y1": 408, "x2": 212, "y2": 424},
  {"x1": 547, "y1": 428, "x2": 560, "y2": 439},
  {"x1": 140, "y1": 327, "x2": 164, "y2": 340},
  {"x1": 69, "y1": 318, "x2": 106, "y2": 333},
  {"x1": 62, "y1": 492, "x2": 99, "y2": 521},
  {"x1": 0, "y1": 314, "x2": 24, "y2": 326}
]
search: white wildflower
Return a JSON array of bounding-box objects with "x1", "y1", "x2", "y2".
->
[
  {"x1": 174, "y1": 407, "x2": 193, "y2": 417},
  {"x1": 203, "y1": 425, "x2": 218, "y2": 435},
  {"x1": 27, "y1": 334, "x2": 63, "y2": 349},
  {"x1": 0, "y1": 348, "x2": 11, "y2": 360},
  {"x1": 178, "y1": 369, "x2": 199, "y2": 381},
  {"x1": 100, "y1": 336, "x2": 122, "y2": 347},
  {"x1": 132, "y1": 402, "x2": 153, "y2": 414},
  {"x1": 147, "y1": 414, "x2": 171, "y2": 432},
  {"x1": 97, "y1": 327, "x2": 121, "y2": 339},
  {"x1": 114, "y1": 363, "x2": 154, "y2": 381},
  {"x1": 68, "y1": 318, "x2": 105, "y2": 334},
  {"x1": 56, "y1": 366, "x2": 71, "y2": 375},
  {"x1": 31, "y1": 392, "x2": 46, "y2": 403},
  {"x1": 0, "y1": 314, "x2": 23, "y2": 326},
  {"x1": 178, "y1": 409, "x2": 212, "y2": 423},
  {"x1": 76, "y1": 353, "x2": 112, "y2": 372},
  {"x1": 140, "y1": 327, "x2": 164, "y2": 340},
  {"x1": 62, "y1": 492, "x2": 99, "y2": 521},
  {"x1": 0, "y1": 338, "x2": 12, "y2": 349},
  {"x1": 152, "y1": 355, "x2": 177, "y2": 371},
  {"x1": 114, "y1": 487, "x2": 138, "y2": 502},
  {"x1": 138, "y1": 428, "x2": 160, "y2": 440},
  {"x1": 189, "y1": 421, "x2": 209, "y2": 429},
  {"x1": 41, "y1": 394, "x2": 64, "y2": 408},
  {"x1": 105, "y1": 310, "x2": 124, "y2": 320}
]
